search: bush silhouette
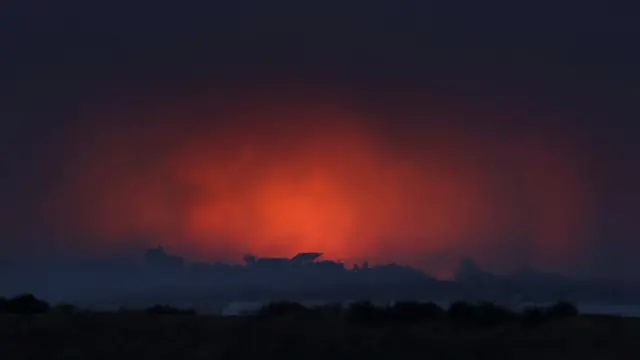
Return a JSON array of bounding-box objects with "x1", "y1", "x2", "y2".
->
[
  {"x1": 53, "y1": 302, "x2": 78, "y2": 315},
  {"x1": 520, "y1": 302, "x2": 579, "y2": 327},
  {"x1": 521, "y1": 306, "x2": 547, "y2": 327},
  {"x1": 389, "y1": 301, "x2": 445, "y2": 324},
  {"x1": 446, "y1": 301, "x2": 517, "y2": 327},
  {"x1": 256, "y1": 301, "x2": 309, "y2": 318},
  {"x1": 473, "y1": 302, "x2": 515, "y2": 327},
  {"x1": 312, "y1": 303, "x2": 343, "y2": 317},
  {"x1": 6, "y1": 294, "x2": 50, "y2": 314},
  {"x1": 546, "y1": 301, "x2": 579, "y2": 318},
  {"x1": 145, "y1": 305, "x2": 196, "y2": 315},
  {"x1": 447, "y1": 301, "x2": 476, "y2": 325},
  {"x1": 346, "y1": 301, "x2": 388, "y2": 325}
]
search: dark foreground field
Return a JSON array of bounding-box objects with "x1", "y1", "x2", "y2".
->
[{"x1": 1, "y1": 301, "x2": 639, "y2": 360}]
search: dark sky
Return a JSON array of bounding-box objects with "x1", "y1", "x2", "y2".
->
[{"x1": 1, "y1": 1, "x2": 639, "y2": 278}]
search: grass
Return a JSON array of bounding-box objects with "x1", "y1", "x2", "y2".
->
[{"x1": 0, "y1": 297, "x2": 637, "y2": 359}]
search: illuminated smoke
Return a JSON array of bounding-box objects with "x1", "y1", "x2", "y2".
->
[{"x1": 42, "y1": 91, "x2": 595, "y2": 276}]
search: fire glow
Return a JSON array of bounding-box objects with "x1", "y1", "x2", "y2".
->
[{"x1": 43, "y1": 91, "x2": 594, "y2": 276}]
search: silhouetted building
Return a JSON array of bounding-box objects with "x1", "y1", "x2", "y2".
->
[
  {"x1": 243, "y1": 254, "x2": 257, "y2": 266},
  {"x1": 291, "y1": 252, "x2": 323, "y2": 264},
  {"x1": 315, "y1": 260, "x2": 345, "y2": 271},
  {"x1": 254, "y1": 257, "x2": 291, "y2": 269},
  {"x1": 244, "y1": 253, "x2": 324, "y2": 269}
]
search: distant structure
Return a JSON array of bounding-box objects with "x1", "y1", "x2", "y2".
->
[
  {"x1": 253, "y1": 257, "x2": 291, "y2": 268},
  {"x1": 241, "y1": 252, "x2": 325, "y2": 269},
  {"x1": 291, "y1": 252, "x2": 323, "y2": 264},
  {"x1": 142, "y1": 247, "x2": 338, "y2": 272},
  {"x1": 243, "y1": 254, "x2": 257, "y2": 266},
  {"x1": 144, "y1": 245, "x2": 185, "y2": 269}
]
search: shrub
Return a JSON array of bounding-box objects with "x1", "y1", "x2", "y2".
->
[
  {"x1": 389, "y1": 301, "x2": 445, "y2": 324},
  {"x1": 145, "y1": 305, "x2": 196, "y2": 315},
  {"x1": 446, "y1": 301, "x2": 517, "y2": 327},
  {"x1": 6, "y1": 294, "x2": 50, "y2": 314},
  {"x1": 519, "y1": 302, "x2": 578, "y2": 327},
  {"x1": 346, "y1": 301, "x2": 388, "y2": 325},
  {"x1": 256, "y1": 301, "x2": 309, "y2": 318},
  {"x1": 447, "y1": 301, "x2": 476, "y2": 325},
  {"x1": 117, "y1": 306, "x2": 137, "y2": 314},
  {"x1": 546, "y1": 301, "x2": 579, "y2": 318},
  {"x1": 473, "y1": 302, "x2": 515, "y2": 327},
  {"x1": 521, "y1": 306, "x2": 547, "y2": 327},
  {"x1": 53, "y1": 302, "x2": 78, "y2": 315},
  {"x1": 312, "y1": 303, "x2": 343, "y2": 317}
]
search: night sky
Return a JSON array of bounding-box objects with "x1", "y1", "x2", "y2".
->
[{"x1": 1, "y1": 1, "x2": 639, "y2": 278}]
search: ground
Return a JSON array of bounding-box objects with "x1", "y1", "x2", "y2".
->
[{"x1": 0, "y1": 312, "x2": 637, "y2": 359}]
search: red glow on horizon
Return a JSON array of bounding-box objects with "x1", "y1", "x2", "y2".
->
[{"x1": 42, "y1": 92, "x2": 595, "y2": 276}]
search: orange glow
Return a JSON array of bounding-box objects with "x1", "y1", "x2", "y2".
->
[{"x1": 43, "y1": 92, "x2": 595, "y2": 275}]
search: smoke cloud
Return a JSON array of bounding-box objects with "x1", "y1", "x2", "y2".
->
[{"x1": 30, "y1": 87, "x2": 595, "y2": 277}]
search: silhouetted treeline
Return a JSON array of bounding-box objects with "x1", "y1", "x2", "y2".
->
[
  {"x1": 254, "y1": 300, "x2": 579, "y2": 327},
  {"x1": 0, "y1": 294, "x2": 50, "y2": 314},
  {"x1": 116, "y1": 304, "x2": 197, "y2": 315},
  {"x1": 247, "y1": 299, "x2": 580, "y2": 327},
  {"x1": 0, "y1": 293, "x2": 580, "y2": 327}
]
